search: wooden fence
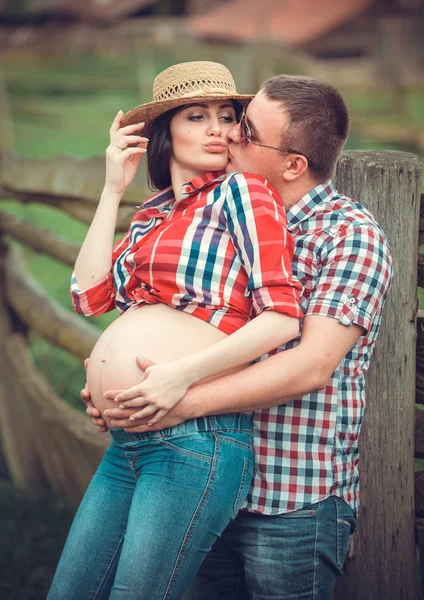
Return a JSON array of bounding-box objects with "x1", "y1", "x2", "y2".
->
[{"x1": 0, "y1": 149, "x2": 422, "y2": 599}]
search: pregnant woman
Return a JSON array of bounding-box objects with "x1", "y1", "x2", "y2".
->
[{"x1": 48, "y1": 62, "x2": 302, "y2": 600}]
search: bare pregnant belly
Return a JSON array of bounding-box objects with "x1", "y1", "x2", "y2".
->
[{"x1": 87, "y1": 304, "x2": 241, "y2": 427}]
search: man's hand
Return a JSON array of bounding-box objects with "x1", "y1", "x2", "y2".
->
[
  {"x1": 104, "y1": 399, "x2": 191, "y2": 432},
  {"x1": 80, "y1": 358, "x2": 109, "y2": 433}
]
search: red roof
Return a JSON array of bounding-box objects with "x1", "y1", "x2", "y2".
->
[{"x1": 188, "y1": 0, "x2": 375, "y2": 46}]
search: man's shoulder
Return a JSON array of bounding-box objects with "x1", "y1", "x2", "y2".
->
[{"x1": 320, "y1": 190, "x2": 388, "y2": 240}]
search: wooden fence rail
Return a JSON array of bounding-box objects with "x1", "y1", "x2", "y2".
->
[{"x1": 0, "y1": 149, "x2": 422, "y2": 599}]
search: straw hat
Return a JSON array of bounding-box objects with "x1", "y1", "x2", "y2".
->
[{"x1": 121, "y1": 61, "x2": 253, "y2": 136}]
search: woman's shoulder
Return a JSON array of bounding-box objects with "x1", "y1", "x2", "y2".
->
[
  {"x1": 223, "y1": 171, "x2": 269, "y2": 187},
  {"x1": 222, "y1": 171, "x2": 280, "y2": 202}
]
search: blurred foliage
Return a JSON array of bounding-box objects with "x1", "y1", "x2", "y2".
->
[
  {"x1": 0, "y1": 480, "x2": 73, "y2": 600},
  {"x1": 149, "y1": 0, "x2": 187, "y2": 16},
  {"x1": 3, "y1": 0, "x2": 28, "y2": 18},
  {"x1": 1, "y1": 0, "x2": 189, "y2": 20},
  {"x1": 29, "y1": 332, "x2": 89, "y2": 413}
]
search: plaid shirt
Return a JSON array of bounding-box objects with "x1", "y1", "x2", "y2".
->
[
  {"x1": 71, "y1": 171, "x2": 302, "y2": 333},
  {"x1": 244, "y1": 180, "x2": 394, "y2": 516}
]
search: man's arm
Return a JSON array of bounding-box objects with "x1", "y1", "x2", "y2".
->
[
  {"x1": 184, "y1": 314, "x2": 364, "y2": 414},
  {"x1": 105, "y1": 315, "x2": 363, "y2": 430}
]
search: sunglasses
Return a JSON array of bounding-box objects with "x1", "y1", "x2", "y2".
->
[{"x1": 239, "y1": 106, "x2": 312, "y2": 166}]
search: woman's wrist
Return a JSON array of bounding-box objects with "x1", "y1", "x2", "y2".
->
[
  {"x1": 101, "y1": 185, "x2": 124, "y2": 203},
  {"x1": 172, "y1": 356, "x2": 202, "y2": 387},
  {"x1": 176, "y1": 356, "x2": 205, "y2": 387}
]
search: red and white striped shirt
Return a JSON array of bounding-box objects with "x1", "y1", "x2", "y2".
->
[{"x1": 71, "y1": 171, "x2": 302, "y2": 333}]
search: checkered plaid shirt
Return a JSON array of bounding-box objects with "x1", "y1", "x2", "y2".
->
[
  {"x1": 71, "y1": 171, "x2": 302, "y2": 332},
  {"x1": 244, "y1": 180, "x2": 393, "y2": 516}
]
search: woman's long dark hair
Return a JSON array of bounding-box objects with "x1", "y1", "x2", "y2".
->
[
  {"x1": 147, "y1": 101, "x2": 243, "y2": 191},
  {"x1": 147, "y1": 107, "x2": 182, "y2": 191}
]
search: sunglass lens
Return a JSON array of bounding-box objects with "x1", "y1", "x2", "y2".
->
[{"x1": 240, "y1": 118, "x2": 248, "y2": 148}]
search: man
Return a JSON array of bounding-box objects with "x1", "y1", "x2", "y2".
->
[{"x1": 84, "y1": 75, "x2": 393, "y2": 599}]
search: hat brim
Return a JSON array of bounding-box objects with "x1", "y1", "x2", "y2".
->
[{"x1": 121, "y1": 93, "x2": 254, "y2": 137}]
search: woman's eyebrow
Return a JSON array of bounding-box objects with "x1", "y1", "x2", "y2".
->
[
  {"x1": 185, "y1": 103, "x2": 208, "y2": 109},
  {"x1": 184, "y1": 103, "x2": 235, "y2": 110}
]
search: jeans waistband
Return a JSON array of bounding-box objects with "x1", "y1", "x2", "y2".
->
[{"x1": 110, "y1": 413, "x2": 252, "y2": 443}]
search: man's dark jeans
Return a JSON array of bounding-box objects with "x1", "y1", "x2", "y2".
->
[{"x1": 183, "y1": 495, "x2": 357, "y2": 600}]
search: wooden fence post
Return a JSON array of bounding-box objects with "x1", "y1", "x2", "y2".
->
[{"x1": 333, "y1": 150, "x2": 422, "y2": 600}]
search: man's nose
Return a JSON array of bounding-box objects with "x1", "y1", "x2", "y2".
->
[{"x1": 228, "y1": 122, "x2": 240, "y2": 144}]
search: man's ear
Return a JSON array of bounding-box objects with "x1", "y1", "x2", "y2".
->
[{"x1": 282, "y1": 155, "x2": 309, "y2": 182}]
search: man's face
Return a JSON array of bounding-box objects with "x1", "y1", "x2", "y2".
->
[{"x1": 226, "y1": 90, "x2": 289, "y2": 186}]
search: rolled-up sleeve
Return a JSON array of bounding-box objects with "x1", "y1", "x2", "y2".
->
[
  {"x1": 224, "y1": 173, "x2": 302, "y2": 319},
  {"x1": 70, "y1": 230, "x2": 131, "y2": 316},
  {"x1": 306, "y1": 225, "x2": 394, "y2": 332}
]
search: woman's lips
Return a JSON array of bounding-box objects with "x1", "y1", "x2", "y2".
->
[{"x1": 204, "y1": 142, "x2": 227, "y2": 153}]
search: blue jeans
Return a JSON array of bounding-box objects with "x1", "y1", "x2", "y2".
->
[
  {"x1": 183, "y1": 495, "x2": 357, "y2": 600},
  {"x1": 48, "y1": 414, "x2": 253, "y2": 600}
]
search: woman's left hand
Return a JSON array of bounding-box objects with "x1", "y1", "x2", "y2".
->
[{"x1": 112, "y1": 360, "x2": 192, "y2": 425}]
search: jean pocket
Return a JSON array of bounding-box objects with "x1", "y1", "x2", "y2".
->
[
  {"x1": 280, "y1": 506, "x2": 319, "y2": 518},
  {"x1": 218, "y1": 431, "x2": 253, "y2": 452},
  {"x1": 335, "y1": 500, "x2": 356, "y2": 572},
  {"x1": 159, "y1": 433, "x2": 214, "y2": 464},
  {"x1": 232, "y1": 456, "x2": 254, "y2": 519}
]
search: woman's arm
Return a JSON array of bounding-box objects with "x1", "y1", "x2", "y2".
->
[
  {"x1": 178, "y1": 310, "x2": 298, "y2": 385},
  {"x1": 73, "y1": 187, "x2": 122, "y2": 289},
  {"x1": 73, "y1": 111, "x2": 147, "y2": 290},
  {"x1": 187, "y1": 171, "x2": 302, "y2": 382}
]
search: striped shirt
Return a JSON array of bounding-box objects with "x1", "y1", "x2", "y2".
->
[
  {"x1": 244, "y1": 180, "x2": 394, "y2": 516},
  {"x1": 71, "y1": 171, "x2": 302, "y2": 333}
]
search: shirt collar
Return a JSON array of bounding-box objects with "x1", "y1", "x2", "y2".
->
[
  {"x1": 136, "y1": 170, "x2": 226, "y2": 215},
  {"x1": 180, "y1": 170, "x2": 226, "y2": 196},
  {"x1": 285, "y1": 180, "x2": 336, "y2": 231},
  {"x1": 136, "y1": 186, "x2": 174, "y2": 213}
]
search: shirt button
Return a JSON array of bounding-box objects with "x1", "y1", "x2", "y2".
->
[{"x1": 185, "y1": 186, "x2": 191, "y2": 192}]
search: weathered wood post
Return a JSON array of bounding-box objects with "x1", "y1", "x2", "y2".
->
[{"x1": 333, "y1": 150, "x2": 422, "y2": 600}]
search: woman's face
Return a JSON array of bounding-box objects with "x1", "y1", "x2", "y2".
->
[{"x1": 169, "y1": 100, "x2": 237, "y2": 180}]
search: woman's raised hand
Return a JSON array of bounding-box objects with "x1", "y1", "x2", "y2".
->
[{"x1": 104, "y1": 110, "x2": 148, "y2": 197}]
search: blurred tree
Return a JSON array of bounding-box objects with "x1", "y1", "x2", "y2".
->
[
  {"x1": 186, "y1": 0, "x2": 218, "y2": 14},
  {"x1": 3, "y1": 0, "x2": 28, "y2": 18},
  {"x1": 152, "y1": 0, "x2": 187, "y2": 15}
]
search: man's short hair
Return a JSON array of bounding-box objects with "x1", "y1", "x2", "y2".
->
[{"x1": 262, "y1": 75, "x2": 349, "y2": 181}]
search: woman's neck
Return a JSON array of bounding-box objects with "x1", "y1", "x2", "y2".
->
[{"x1": 170, "y1": 161, "x2": 204, "y2": 202}]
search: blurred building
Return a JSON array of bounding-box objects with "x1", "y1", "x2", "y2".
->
[
  {"x1": 0, "y1": 0, "x2": 422, "y2": 76},
  {"x1": 188, "y1": 0, "x2": 423, "y2": 63}
]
